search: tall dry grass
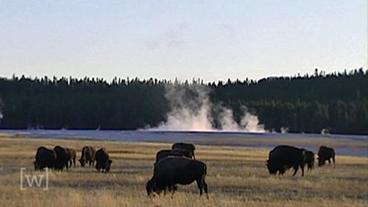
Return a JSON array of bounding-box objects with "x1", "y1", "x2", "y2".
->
[{"x1": 0, "y1": 134, "x2": 367, "y2": 207}]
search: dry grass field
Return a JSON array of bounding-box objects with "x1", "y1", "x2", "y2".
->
[{"x1": 0, "y1": 134, "x2": 367, "y2": 207}]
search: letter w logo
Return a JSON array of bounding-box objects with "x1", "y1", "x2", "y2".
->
[
  {"x1": 20, "y1": 168, "x2": 49, "y2": 190},
  {"x1": 24, "y1": 174, "x2": 44, "y2": 187}
]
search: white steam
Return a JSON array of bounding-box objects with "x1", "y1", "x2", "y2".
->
[
  {"x1": 280, "y1": 127, "x2": 289, "y2": 134},
  {"x1": 149, "y1": 84, "x2": 265, "y2": 132}
]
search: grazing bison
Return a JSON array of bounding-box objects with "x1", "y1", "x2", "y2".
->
[
  {"x1": 172, "y1": 143, "x2": 196, "y2": 159},
  {"x1": 53, "y1": 146, "x2": 70, "y2": 170},
  {"x1": 318, "y1": 146, "x2": 335, "y2": 167},
  {"x1": 34, "y1": 146, "x2": 56, "y2": 170},
  {"x1": 79, "y1": 146, "x2": 96, "y2": 167},
  {"x1": 146, "y1": 157, "x2": 208, "y2": 198},
  {"x1": 95, "y1": 148, "x2": 112, "y2": 173},
  {"x1": 303, "y1": 150, "x2": 315, "y2": 170},
  {"x1": 155, "y1": 148, "x2": 193, "y2": 162},
  {"x1": 267, "y1": 145, "x2": 305, "y2": 176},
  {"x1": 65, "y1": 148, "x2": 77, "y2": 168}
]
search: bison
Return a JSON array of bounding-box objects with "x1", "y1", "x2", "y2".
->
[
  {"x1": 155, "y1": 148, "x2": 193, "y2": 162},
  {"x1": 53, "y1": 146, "x2": 70, "y2": 170},
  {"x1": 34, "y1": 146, "x2": 56, "y2": 170},
  {"x1": 302, "y1": 149, "x2": 315, "y2": 170},
  {"x1": 318, "y1": 146, "x2": 335, "y2": 167},
  {"x1": 79, "y1": 146, "x2": 96, "y2": 167},
  {"x1": 172, "y1": 143, "x2": 196, "y2": 159},
  {"x1": 65, "y1": 148, "x2": 77, "y2": 168},
  {"x1": 95, "y1": 148, "x2": 112, "y2": 173},
  {"x1": 267, "y1": 145, "x2": 306, "y2": 176},
  {"x1": 146, "y1": 157, "x2": 208, "y2": 198}
]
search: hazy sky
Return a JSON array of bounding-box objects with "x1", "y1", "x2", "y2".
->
[{"x1": 0, "y1": 0, "x2": 367, "y2": 81}]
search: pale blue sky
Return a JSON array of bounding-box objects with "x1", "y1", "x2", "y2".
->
[{"x1": 0, "y1": 0, "x2": 367, "y2": 81}]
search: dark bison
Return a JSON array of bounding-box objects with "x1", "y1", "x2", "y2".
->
[
  {"x1": 95, "y1": 148, "x2": 112, "y2": 173},
  {"x1": 302, "y1": 149, "x2": 315, "y2": 170},
  {"x1": 34, "y1": 146, "x2": 56, "y2": 170},
  {"x1": 146, "y1": 157, "x2": 208, "y2": 198},
  {"x1": 172, "y1": 143, "x2": 195, "y2": 159},
  {"x1": 155, "y1": 148, "x2": 193, "y2": 162},
  {"x1": 53, "y1": 146, "x2": 70, "y2": 170},
  {"x1": 65, "y1": 148, "x2": 77, "y2": 168},
  {"x1": 267, "y1": 145, "x2": 306, "y2": 176},
  {"x1": 146, "y1": 177, "x2": 177, "y2": 197},
  {"x1": 318, "y1": 146, "x2": 335, "y2": 167},
  {"x1": 79, "y1": 146, "x2": 96, "y2": 167}
]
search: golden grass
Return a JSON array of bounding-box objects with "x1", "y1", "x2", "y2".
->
[{"x1": 0, "y1": 135, "x2": 367, "y2": 207}]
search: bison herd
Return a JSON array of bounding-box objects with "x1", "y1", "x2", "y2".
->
[
  {"x1": 267, "y1": 145, "x2": 336, "y2": 176},
  {"x1": 34, "y1": 145, "x2": 112, "y2": 172},
  {"x1": 33, "y1": 142, "x2": 336, "y2": 198}
]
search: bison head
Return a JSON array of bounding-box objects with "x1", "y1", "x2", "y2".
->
[
  {"x1": 33, "y1": 161, "x2": 39, "y2": 170},
  {"x1": 303, "y1": 151, "x2": 315, "y2": 170},
  {"x1": 96, "y1": 159, "x2": 112, "y2": 172},
  {"x1": 146, "y1": 177, "x2": 166, "y2": 197},
  {"x1": 146, "y1": 178, "x2": 155, "y2": 197},
  {"x1": 317, "y1": 157, "x2": 325, "y2": 166},
  {"x1": 79, "y1": 159, "x2": 86, "y2": 167},
  {"x1": 266, "y1": 160, "x2": 277, "y2": 174},
  {"x1": 307, "y1": 158, "x2": 315, "y2": 169},
  {"x1": 106, "y1": 160, "x2": 112, "y2": 172}
]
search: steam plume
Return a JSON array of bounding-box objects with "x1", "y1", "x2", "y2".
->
[{"x1": 149, "y1": 84, "x2": 265, "y2": 132}]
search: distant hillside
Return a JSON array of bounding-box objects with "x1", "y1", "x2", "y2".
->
[{"x1": 0, "y1": 68, "x2": 367, "y2": 134}]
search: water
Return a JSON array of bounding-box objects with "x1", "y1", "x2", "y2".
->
[{"x1": 1, "y1": 129, "x2": 367, "y2": 157}]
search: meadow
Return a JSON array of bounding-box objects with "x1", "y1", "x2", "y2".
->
[{"x1": 0, "y1": 134, "x2": 367, "y2": 207}]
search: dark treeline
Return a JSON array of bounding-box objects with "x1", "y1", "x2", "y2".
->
[{"x1": 0, "y1": 68, "x2": 367, "y2": 134}]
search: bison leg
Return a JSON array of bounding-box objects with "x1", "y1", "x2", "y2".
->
[
  {"x1": 163, "y1": 187, "x2": 171, "y2": 197},
  {"x1": 321, "y1": 159, "x2": 326, "y2": 166},
  {"x1": 279, "y1": 168, "x2": 285, "y2": 175},
  {"x1": 292, "y1": 165, "x2": 299, "y2": 176},
  {"x1": 164, "y1": 185, "x2": 176, "y2": 197},
  {"x1": 196, "y1": 178, "x2": 204, "y2": 196},
  {"x1": 196, "y1": 176, "x2": 208, "y2": 198},
  {"x1": 170, "y1": 185, "x2": 177, "y2": 198},
  {"x1": 170, "y1": 191, "x2": 175, "y2": 198},
  {"x1": 332, "y1": 156, "x2": 335, "y2": 168},
  {"x1": 203, "y1": 179, "x2": 209, "y2": 199},
  {"x1": 300, "y1": 164, "x2": 304, "y2": 176}
]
